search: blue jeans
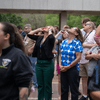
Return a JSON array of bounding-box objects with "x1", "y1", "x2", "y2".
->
[{"x1": 29, "y1": 56, "x2": 38, "y2": 87}]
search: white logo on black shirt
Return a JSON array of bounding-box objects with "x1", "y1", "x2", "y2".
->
[{"x1": 2, "y1": 59, "x2": 11, "y2": 67}]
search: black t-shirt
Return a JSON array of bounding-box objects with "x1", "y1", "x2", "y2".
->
[
  {"x1": 0, "y1": 44, "x2": 33, "y2": 100},
  {"x1": 28, "y1": 34, "x2": 55, "y2": 60}
]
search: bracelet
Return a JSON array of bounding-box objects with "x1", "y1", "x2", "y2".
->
[
  {"x1": 90, "y1": 51, "x2": 92, "y2": 54},
  {"x1": 70, "y1": 64, "x2": 72, "y2": 67}
]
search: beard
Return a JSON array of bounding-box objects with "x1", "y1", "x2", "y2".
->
[{"x1": 25, "y1": 31, "x2": 30, "y2": 35}]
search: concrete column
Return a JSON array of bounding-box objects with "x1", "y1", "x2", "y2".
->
[{"x1": 59, "y1": 11, "x2": 67, "y2": 30}]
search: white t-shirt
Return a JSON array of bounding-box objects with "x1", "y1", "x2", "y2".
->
[
  {"x1": 80, "y1": 30, "x2": 96, "y2": 64},
  {"x1": 81, "y1": 28, "x2": 86, "y2": 37},
  {"x1": 92, "y1": 30, "x2": 96, "y2": 33}
]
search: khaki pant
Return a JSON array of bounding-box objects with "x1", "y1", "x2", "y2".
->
[{"x1": 79, "y1": 63, "x2": 89, "y2": 77}]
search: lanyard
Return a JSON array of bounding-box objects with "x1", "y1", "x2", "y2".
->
[
  {"x1": 24, "y1": 35, "x2": 28, "y2": 41},
  {"x1": 84, "y1": 31, "x2": 92, "y2": 41}
]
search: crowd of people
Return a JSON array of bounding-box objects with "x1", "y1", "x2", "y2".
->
[{"x1": 0, "y1": 17, "x2": 100, "y2": 100}]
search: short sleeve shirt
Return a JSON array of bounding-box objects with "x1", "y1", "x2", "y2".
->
[
  {"x1": 60, "y1": 38, "x2": 83, "y2": 70},
  {"x1": 80, "y1": 30, "x2": 96, "y2": 64},
  {"x1": 81, "y1": 28, "x2": 86, "y2": 37}
]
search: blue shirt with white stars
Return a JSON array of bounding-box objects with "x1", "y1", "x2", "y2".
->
[{"x1": 60, "y1": 38, "x2": 83, "y2": 70}]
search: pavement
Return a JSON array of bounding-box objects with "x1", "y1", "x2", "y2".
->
[{"x1": 28, "y1": 75, "x2": 83, "y2": 100}]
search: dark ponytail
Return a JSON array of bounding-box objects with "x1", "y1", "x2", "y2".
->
[
  {"x1": 0, "y1": 22, "x2": 25, "y2": 52},
  {"x1": 14, "y1": 32, "x2": 25, "y2": 52}
]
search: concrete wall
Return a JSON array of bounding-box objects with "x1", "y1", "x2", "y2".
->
[{"x1": 0, "y1": 0, "x2": 100, "y2": 15}]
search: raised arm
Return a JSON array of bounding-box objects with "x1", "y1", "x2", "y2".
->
[
  {"x1": 28, "y1": 28, "x2": 43, "y2": 40},
  {"x1": 55, "y1": 31, "x2": 62, "y2": 44},
  {"x1": 28, "y1": 28, "x2": 43, "y2": 35},
  {"x1": 48, "y1": 27, "x2": 55, "y2": 45},
  {"x1": 55, "y1": 31, "x2": 62, "y2": 39}
]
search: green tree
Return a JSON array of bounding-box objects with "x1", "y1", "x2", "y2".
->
[
  {"x1": 45, "y1": 14, "x2": 59, "y2": 26},
  {"x1": 67, "y1": 15, "x2": 82, "y2": 28},
  {"x1": 45, "y1": 14, "x2": 100, "y2": 29},
  {"x1": 82, "y1": 15, "x2": 100, "y2": 27},
  {"x1": 19, "y1": 14, "x2": 46, "y2": 29},
  {"x1": 0, "y1": 13, "x2": 24, "y2": 27}
]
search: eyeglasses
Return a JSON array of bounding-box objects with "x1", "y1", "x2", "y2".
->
[{"x1": 85, "y1": 24, "x2": 91, "y2": 26}]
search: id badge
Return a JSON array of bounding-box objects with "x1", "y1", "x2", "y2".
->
[{"x1": 23, "y1": 41, "x2": 28, "y2": 45}]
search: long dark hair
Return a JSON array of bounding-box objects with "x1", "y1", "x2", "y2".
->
[
  {"x1": 0, "y1": 21, "x2": 25, "y2": 52},
  {"x1": 75, "y1": 27, "x2": 84, "y2": 44}
]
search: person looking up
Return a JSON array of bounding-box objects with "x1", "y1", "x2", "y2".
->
[
  {"x1": 59, "y1": 27, "x2": 83, "y2": 100},
  {"x1": 81, "y1": 18, "x2": 91, "y2": 36},
  {"x1": 28, "y1": 26, "x2": 55, "y2": 100},
  {"x1": 79, "y1": 21, "x2": 97, "y2": 100}
]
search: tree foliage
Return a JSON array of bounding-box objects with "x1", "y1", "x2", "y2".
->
[
  {"x1": 0, "y1": 13, "x2": 24, "y2": 27},
  {"x1": 45, "y1": 14, "x2": 100, "y2": 29},
  {"x1": 0, "y1": 13, "x2": 100, "y2": 30},
  {"x1": 45, "y1": 14, "x2": 59, "y2": 26},
  {"x1": 20, "y1": 14, "x2": 46, "y2": 30}
]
